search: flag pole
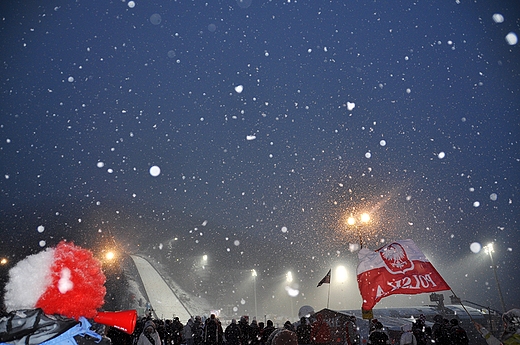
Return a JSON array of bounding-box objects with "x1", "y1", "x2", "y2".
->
[
  {"x1": 450, "y1": 289, "x2": 490, "y2": 338},
  {"x1": 327, "y1": 282, "x2": 331, "y2": 309},
  {"x1": 451, "y1": 289, "x2": 475, "y2": 322}
]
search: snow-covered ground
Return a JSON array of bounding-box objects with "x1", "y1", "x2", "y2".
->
[{"x1": 130, "y1": 255, "x2": 192, "y2": 321}]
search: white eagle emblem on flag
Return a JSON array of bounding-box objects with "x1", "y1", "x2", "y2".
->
[{"x1": 379, "y1": 242, "x2": 414, "y2": 274}]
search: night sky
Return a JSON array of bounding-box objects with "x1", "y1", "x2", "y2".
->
[{"x1": 1, "y1": 0, "x2": 519, "y2": 316}]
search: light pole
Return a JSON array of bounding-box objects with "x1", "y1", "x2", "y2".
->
[
  {"x1": 346, "y1": 212, "x2": 371, "y2": 341},
  {"x1": 484, "y1": 243, "x2": 506, "y2": 313},
  {"x1": 252, "y1": 269, "x2": 258, "y2": 320},
  {"x1": 286, "y1": 271, "x2": 294, "y2": 318}
]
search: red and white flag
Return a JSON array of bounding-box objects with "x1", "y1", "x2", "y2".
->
[{"x1": 357, "y1": 239, "x2": 450, "y2": 312}]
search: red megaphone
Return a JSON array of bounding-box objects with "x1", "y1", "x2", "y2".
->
[{"x1": 94, "y1": 310, "x2": 138, "y2": 334}]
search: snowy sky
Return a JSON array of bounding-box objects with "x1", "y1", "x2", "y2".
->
[{"x1": 1, "y1": 0, "x2": 519, "y2": 316}]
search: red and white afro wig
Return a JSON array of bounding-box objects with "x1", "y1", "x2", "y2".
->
[{"x1": 4, "y1": 241, "x2": 106, "y2": 319}]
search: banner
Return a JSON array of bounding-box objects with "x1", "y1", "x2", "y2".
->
[
  {"x1": 357, "y1": 239, "x2": 450, "y2": 312},
  {"x1": 317, "y1": 269, "x2": 331, "y2": 287}
]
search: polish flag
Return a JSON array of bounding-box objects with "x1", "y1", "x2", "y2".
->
[{"x1": 357, "y1": 239, "x2": 450, "y2": 312}]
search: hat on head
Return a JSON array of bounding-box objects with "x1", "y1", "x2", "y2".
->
[
  {"x1": 3, "y1": 241, "x2": 106, "y2": 319},
  {"x1": 145, "y1": 320, "x2": 156, "y2": 330},
  {"x1": 433, "y1": 315, "x2": 442, "y2": 323}
]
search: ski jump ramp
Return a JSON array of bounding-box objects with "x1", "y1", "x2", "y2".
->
[{"x1": 130, "y1": 255, "x2": 192, "y2": 321}]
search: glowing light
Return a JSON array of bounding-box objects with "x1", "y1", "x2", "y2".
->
[
  {"x1": 344, "y1": 211, "x2": 373, "y2": 248},
  {"x1": 0, "y1": 258, "x2": 7, "y2": 265},
  {"x1": 105, "y1": 251, "x2": 116, "y2": 261},
  {"x1": 285, "y1": 285, "x2": 299, "y2": 297},
  {"x1": 252, "y1": 269, "x2": 257, "y2": 277},
  {"x1": 360, "y1": 213, "x2": 371, "y2": 223},
  {"x1": 202, "y1": 254, "x2": 208, "y2": 261},
  {"x1": 335, "y1": 265, "x2": 348, "y2": 283},
  {"x1": 346, "y1": 213, "x2": 371, "y2": 226},
  {"x1": 286, "y1": 271, "x2": 293, "y2": 283}
]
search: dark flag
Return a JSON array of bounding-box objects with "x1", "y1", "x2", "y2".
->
[{"x1": 317, "y1": 269, "x2": 331, "y2": 287}]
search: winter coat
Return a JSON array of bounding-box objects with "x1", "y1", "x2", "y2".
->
[
  {"x1": 137, "y1": 331, "x2": 161, "y2": 345},
  {"x1": 368, "y1": 329, "x2": 389, "y2": 345},
  {"x1": 310, "y1": 317, "x2": 331, "y2": 345},
  {"x1": 172, "y1": 319, "x2": 184, "y2": 345},
  {"x1": 204, "y1": 317, "x2": 223, "y2": 345},
  {"x1": 503, "y1": 334, "x2": 520, "y2": 345},
  {"x1": 137, "y1": 322, "x2": 162, "y2": 345},
  {"x1": 296, "y1": 322, "x2": 311, "y2": 344},
  {"x1": 431, "y1": 321, "x2": 449, "y2": 345},
  {"x1": 478, "y1": 327, "x2": 520, "y2": 345},
  {"x1": 183, "y1": 320, "x2": 193, "y2": 340},
  {"x1": 502, "y1": 333, "x2": 520, "y2": 345},
  {"x1": 250, "y1": 322, "x2": 261, "y2": 345},
  {"x1": 262, "y1": 325, "x2": 276, "y2": 345},
  {"x1": 266, "y1": 328, "x2": 280, "y2": 345},
  {"x1": 0, "y1": 309, "x2": 109, "y2": 345},
  {"x1": 225, "y1": 322, "x2": 242, "y2": 345},
  {"x1": 399, "y1": 325, "x2": 416, "y2": 345},
  {"x1": 345, "y1": 320, "x2": 359, "y2": 345},
  {"x1": 449, "y1": 325, "x2": 469, "y2": 345},
  {"x1": 239, "y1": 320, "x2": 251, "y2": 345},
  {"x1": 272, "y1": 330, "x2": 297, "y2": 345},
  {"x1": 192, "y1": 320, "x2": 204, "y2": 345},
  {"x1": 399, "y1": 331, "x2": 416, "y2": 345}
]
